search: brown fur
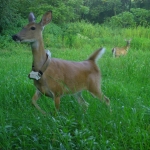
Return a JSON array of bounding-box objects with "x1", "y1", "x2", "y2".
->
[
  {"x1": 12, "y1": 11, "x2": 110, "y2": 114},
  {"x1": 112, "y1": 39, "x2": 132, "y2": 57}
]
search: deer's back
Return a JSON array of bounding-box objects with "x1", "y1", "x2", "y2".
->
[
  {"x1": 112, "y1": 47, "x2": 128, "y2": 57},
  {"x1": 34, "y1": 58, "x2": 101, "y2": 96}
]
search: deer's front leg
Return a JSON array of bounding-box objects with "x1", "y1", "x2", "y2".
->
[
  {"x1": 32, "y1": 90, "x2": 46, "y2": 114},
  {"x1": 54, "y1": 97, "x2": 60, "y2": 110}
]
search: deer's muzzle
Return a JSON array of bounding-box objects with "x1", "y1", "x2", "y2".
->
[{"x1": 12, "y1": 35, "x2": 22, "y2": 42}]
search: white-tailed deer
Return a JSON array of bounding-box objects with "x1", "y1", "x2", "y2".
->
[
  {"x1": 12, "y1": 11, "x2": 110, "y2": 114},
  {"x1": 112, "y1": 39, "x2": 132, "y2": 57}
]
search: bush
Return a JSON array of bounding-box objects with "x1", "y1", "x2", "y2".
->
[
  {"x1": 106, "y1": 12, "x2": 135, "y2": 28},
  {"x1": 105, "y1": 8, "x2": 150, "y2": 28},
  {"x1": 130, "y1": 8, "x2": 150, "y2": 27},
  {"x1": 0, "y1": 0, "x2": 21, "y2": 34}
]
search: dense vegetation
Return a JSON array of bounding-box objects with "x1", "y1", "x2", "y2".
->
[
  {"x1": 0, "y1": 0, "x2": 150, "y2": 149},
  {"x1": 1, "y1": 0, "x2": 150, "y2": 34}
]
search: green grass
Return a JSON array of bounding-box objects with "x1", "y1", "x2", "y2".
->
[{"x1": 0, "y1": 25, "x2": 150, "y2": 149}]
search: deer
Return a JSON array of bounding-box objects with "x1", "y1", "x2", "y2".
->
[
  {"x1": 112, "y1": 39, "x2": 132, "y2": 57},
  {"x1": 12, "y1": 11, "x2": 110, "y2": 114}
]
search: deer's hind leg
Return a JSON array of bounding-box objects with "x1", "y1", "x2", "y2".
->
[
  {"x1": 74, "y1": 92, "x2": 89, "y2": 109},
  {"x1": 88, "y1": 79, "x2": 110, "y2": 106},
  {"x1": 93, "y1": 90, "x2": 110, "y2": 106}
]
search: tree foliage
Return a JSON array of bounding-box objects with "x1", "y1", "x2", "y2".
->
[
  {"x1": 0, "y1": 0, "x2": 21, "y2": 34},
  {"x1": 16, "y1": 0, "x2": 89, "y2": 24},
  {"x1": 1, "y1": 0, "x2": 150, "y2": 33},
  {"x1": 106, "y1": 8, "x2": 150, "y2": 28}
]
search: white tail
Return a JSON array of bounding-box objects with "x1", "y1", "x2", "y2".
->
[
  {"x1": 112, "y1": 39, "x2": 132, "y2": 57},
  {"x1": 12, "y1": 11, "x2": 110, "y2": 114}
]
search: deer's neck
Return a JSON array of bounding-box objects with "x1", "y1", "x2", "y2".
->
[{"x1": 31, "y1": 38, "x2": 46, "y2": 71}]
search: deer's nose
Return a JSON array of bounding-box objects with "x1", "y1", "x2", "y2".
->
[{"x1": 12, "y1": 35, "x2": 20, "y2": 41}]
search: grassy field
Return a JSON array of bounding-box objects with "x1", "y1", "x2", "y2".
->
[{"x1": 0, "y1": 24, "x2": 150, "y2": 149}]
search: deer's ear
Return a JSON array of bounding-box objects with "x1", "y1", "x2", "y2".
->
[
  {"x1": 40, "y1": 11, "x2": 52, "y2": 27},
  {"x1": 29, "y1": 12, "x2": 35, "y2": 23}
]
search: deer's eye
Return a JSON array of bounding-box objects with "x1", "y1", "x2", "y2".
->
[{"x1": 31, "y1": 27, "x2": 36, "y2": 30}]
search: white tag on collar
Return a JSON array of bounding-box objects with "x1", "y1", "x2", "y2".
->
[
  {"x1": 29, "y1": 71, "x2": 41, "y2": 80},
  {"x1": 46, "y1": 50, "x2": 51, "y2": 57}
]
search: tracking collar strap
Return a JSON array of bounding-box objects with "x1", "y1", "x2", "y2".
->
[
  {"x1": 38, "y1": 70, "x2": 43, "y2": 76},
  {"x1": 28, "y1": 50, "x2": 51, "y2": 80}
]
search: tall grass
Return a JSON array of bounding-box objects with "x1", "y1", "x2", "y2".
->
[
  {"x1": 41, "y1": 22, "x2": 150, "y2": 56},
  {"x1": 0, "y1": 24, "x2": 150, "y2": 149}
]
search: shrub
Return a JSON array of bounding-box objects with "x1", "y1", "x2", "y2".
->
[
  {"x1": 105, "y1": 8, "x2": 150, "y2": 28},
  {"x1": 106, "y1": 11, "x2": 135, "y2": 28},
  {"x1": 0, "y1": 0, "x2": 21, "y2": 34},
  {"x1": 130, "y1": 8, "x2": 150, "y2": 27}
]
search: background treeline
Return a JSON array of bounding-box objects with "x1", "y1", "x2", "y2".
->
[{"x1": 1, "y1": 0, "x2": 150, "y2": 34}]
